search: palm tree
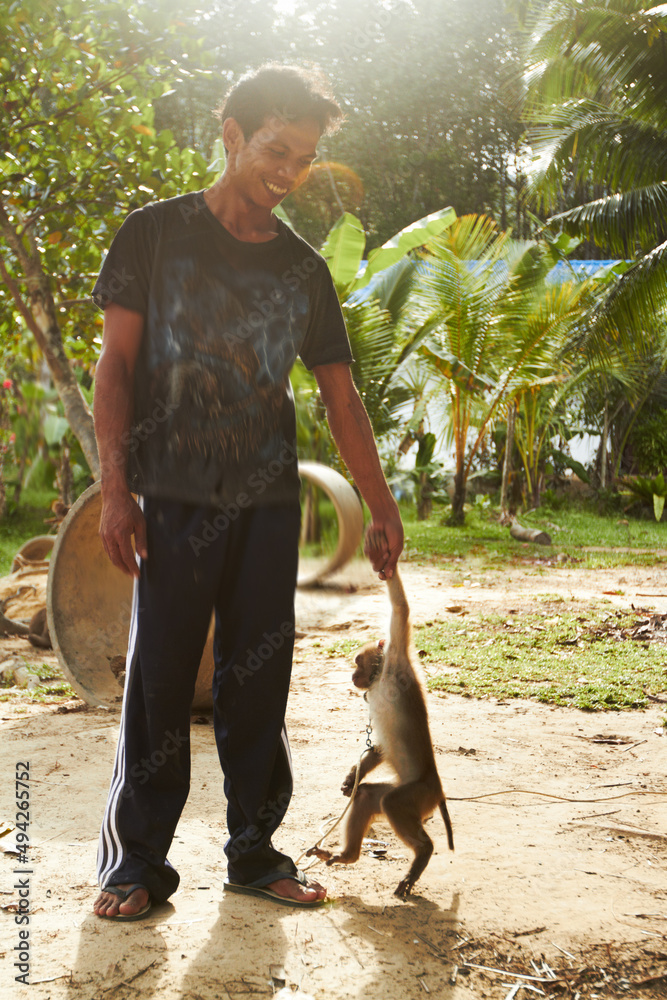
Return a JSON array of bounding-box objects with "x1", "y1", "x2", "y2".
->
[
  {"x1": 293, "y1": 207, "x2": 457, "y2": 462},
  {"x1": 406, "y1": 214, "x2": 596, "y2": 522},
  {"x1": 520, "y1": 0, "x2": 667, "y2": 350}
]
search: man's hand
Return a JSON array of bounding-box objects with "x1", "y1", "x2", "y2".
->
[
  {"x1": 99, "y1": 490, "x2": 148, "y2": 578},
  {"x1": 364, "y1": 515, "x2": 404, "y2": 580},
  {"x1": 313, "y1": 363, "x2": 405, "y2": 580}
]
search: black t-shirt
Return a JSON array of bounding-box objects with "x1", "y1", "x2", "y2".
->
[{"x1": 92, "y1": 191, "x2": 353, "y2": 507}]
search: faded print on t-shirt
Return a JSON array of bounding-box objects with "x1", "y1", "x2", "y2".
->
[{"x1": 93, "y1": 192, "x2": 352, "y2": 507}]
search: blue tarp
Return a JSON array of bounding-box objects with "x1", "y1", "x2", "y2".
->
[{"x1": 349, "y1": 257, "x2": 626, "y2": 304}]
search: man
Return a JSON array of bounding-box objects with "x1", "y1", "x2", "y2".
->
[{"x1": 92, "y1": 64, "x2": 403, "y2": 919}]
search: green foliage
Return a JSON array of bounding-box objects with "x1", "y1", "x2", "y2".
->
[
  {"x1": 8, "y1": 379, "x2": 92, "y2": 501},
  {"x1": 0, "y1": 486, "x2": 58, "y2": 575},
  {"x1": 343, "y1": 299, "x2": 414, "y2": 439},
  {"x1": 321, "y1": 212, "x2": 367, "y2": 291},
  {"x1": 522, "y1": 0, "x2": 667, "y2": 347},
  {"x1": 620, "y1": 474, "x2": 667, "y2": 521},
  {"x1": 407, "y1": 216, "x2": 594, "y2": 519},
  {"x1": 292, "y1": 360, "x2": 336, "y2": 467},
  {"x1": 628, "y1": 413, "x2": 667, "y2": 475},
  {"x1": 0, "y1": 0, "x2": 217, "y2": 365},
  {"x1": 322, "y1": 209, "x2": 456, "y2": 297},
  {"x1": 310, "y1": 210, "x2": 457, "y2": 457},
  {"x1": 405, "y1": 432, "x2": 448, "y2": 518},
  {"x1": 550, "y1": 449, "x2": 590, "y2": 484},
  {"x1": 0, "y1": 665, "x2": 77, "y2": 702}
]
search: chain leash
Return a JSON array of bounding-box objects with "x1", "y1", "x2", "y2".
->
[{"x1": 296, "y1": 704, "x2": 374, "y2": 867}]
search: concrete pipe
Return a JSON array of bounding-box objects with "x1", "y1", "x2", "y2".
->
[
  {"x1": 11, "y1": 534, "x2": 55, "y2": 572},
  {"x1": 296, "y1": 461, "x2": 364, "y2": 587},
  {"x1": 47, "y1": 463, "x2": 363, "y2": 710}
]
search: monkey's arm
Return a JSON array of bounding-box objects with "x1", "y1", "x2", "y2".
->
[
  {"x1": 341, "y1": 745, "x2": 384, "y2": 797},
  {"x1": 313, "y1": 363, "x2": 403, "y2": 580}
]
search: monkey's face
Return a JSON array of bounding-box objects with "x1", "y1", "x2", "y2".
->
[{"x1": 352, "y1": 641, "x2": 384, "y2": 689}]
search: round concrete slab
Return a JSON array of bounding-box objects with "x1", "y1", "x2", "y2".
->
[{"x1": 47, "y1": 464, "x2": 363, "y2": 710}]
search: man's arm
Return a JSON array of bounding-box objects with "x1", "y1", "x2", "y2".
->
[
  {"x1": 313, "y1": 363, "x2": 403, "y2": 579},
  {"x1": 94, "y1": 303, "x2": 147, "y2": 578}
]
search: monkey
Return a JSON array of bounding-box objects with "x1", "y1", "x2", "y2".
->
[
  {"x1": 28, "y1": 607, "x2": 52, "y2": 649},
  {"x1": 308, "y1": 566, "x2": 454, "y2": 897},
  {"x1": 44, "y1": 499, "x2": 70, "y2": 527}
]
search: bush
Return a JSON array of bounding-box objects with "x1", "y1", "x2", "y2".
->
[{"x1": 628, "y1": 414, "x2": 667, "y2": 475}]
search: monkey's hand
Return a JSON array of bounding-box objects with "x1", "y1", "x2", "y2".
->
[
  {"x1": 305, "y1": 846, "x2": 332, "y2": 861},
  {"x1": 341, "y1": 767, "x2": 357, "y2": 797}
]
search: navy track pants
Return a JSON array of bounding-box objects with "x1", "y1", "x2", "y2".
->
[{"x1": 96, "y1": 497, "x2": 301, "y2": 903}]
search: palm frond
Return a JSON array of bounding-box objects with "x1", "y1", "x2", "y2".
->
[
  {"x1": 365, "y1": 257, "x2": 420, "y2": 324},
  {"x1": 589, "y1": 238, "x2": 667, "y2": 349},
  {"x1": 523, "y1": 1, "x2": 667, "y2": 118},
  {"x1": 529, "y1": 104, "x2": 667, "y2": 206},
  {"x1": 342, "y1": 298, "x2": 410, "y2": 433},
  {"x1": 547, "y1": 183, "x2": 667, "y2": 255}
]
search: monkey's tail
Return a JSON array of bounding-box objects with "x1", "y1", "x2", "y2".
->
[{"x1": 439, "y1": 799, "x2": 454, "y2": 851}]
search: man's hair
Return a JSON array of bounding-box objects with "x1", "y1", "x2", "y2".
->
[{"x1": 217, "y1": 64, "x2": 343, "y2": 141}]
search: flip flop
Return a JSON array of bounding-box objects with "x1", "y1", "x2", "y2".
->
[
  {"x1": 100, "y1": 883, "x2": 152, "y2": 921},
  {"x1": 223, "y1": 871, "x2": 325, "y2": 908}
]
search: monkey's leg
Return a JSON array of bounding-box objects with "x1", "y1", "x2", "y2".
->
[
  {"x1": 28, "y1": 632, "x2": 52, "y2": 649},
  {"x1": 328, "y1": 781, "x2": 393, "y2": 865},
  {"x1": 28, "y1": 609, "x2": 51, "y2": 649},
  {"x1": 382, "y1": 783, "x2": 434, "y2": 897},
  {"x1": 341, "y1": 746, "x2": 384, "y2": 797}
]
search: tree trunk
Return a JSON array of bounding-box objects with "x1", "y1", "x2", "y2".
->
[
  {"x1": 0, "y1": 393, "x2": 7, "y2": 518},
  {"x1": 448, "y1": 467, "x2": 466, "y2": 526},
  {"x1": 531, "y1": 464, "x2": 543, "y2": 508},
  {"x1": 0, "y1": 210, "x2": 100, "y2": 479},
  {"x1": 500, "y1": 156, "x2": 507, "y2": 231},
  {"x1": 28, "y1": 282, "x2": 100, "y2": 479},
  {"x1": 416, "y1": 471, "x2": 432, "y2": 521},
  {"x1": 57, "y1": 443, "x2": 74, "y2": 506},
  {"x1": 300, "y1": 485, "x2": 313, "y2": 545},
  {"x1": 509, "y1": 519, "x2": 552, "y2": 545},
  {"x1": 300, "y1": 483, "x2": 321, "y2": 545},
  {"x1": 500, "y1": 400, "x2": 515, "y2": 514},
  {"x1": 600, "y1": 402, "x2": 609, "y2": 489}
]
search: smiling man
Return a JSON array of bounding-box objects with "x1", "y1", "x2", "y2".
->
[{"x1": 91, "y1": 64, "x2": 403, "y2": 920}]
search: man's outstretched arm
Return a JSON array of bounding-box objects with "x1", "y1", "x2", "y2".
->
[
  {"x1": 313, "y1": 362, "x2": 403, "y2": 579},
  {"x1": 94, "y1": 303, "x2": 147, "y2": 577}
]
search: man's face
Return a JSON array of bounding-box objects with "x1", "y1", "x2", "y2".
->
[{"x1": 225, "y1": 114, "x2": 320, "y2": 208}]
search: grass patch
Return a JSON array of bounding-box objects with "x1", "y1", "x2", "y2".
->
[
  {"x1": 421, "y1": 609, "x2": 667, "y2": 711},
  {"x1": 398, "y1": 502, "x2": 667, "y2": 569},
  {"x1": 325, "y1": 638, "x2": 360, "y2": 658},
  {"x1": 0, "y1": 681, "x2": 77, "y2": 703},
  {"x1": 0, "y1": 658, "x2": 76, "y2": 703},
  {"x1": 0, "y1": 486, "x2": 58, "y2": 576}
]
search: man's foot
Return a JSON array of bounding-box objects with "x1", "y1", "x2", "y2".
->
[
  {"x1": 265, "y1": 876, "x2": 326, "y2": 904},
  {"x1": 223, "y1": 872, "x2": 327, "y2": 907},
  {"x1": 94, "y1": 883, "x2": 151, "y2": 919}
]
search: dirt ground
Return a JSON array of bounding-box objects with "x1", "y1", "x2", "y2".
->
[{"x1": 1, "y1": 553, "x2": 667, "y2": 1000}]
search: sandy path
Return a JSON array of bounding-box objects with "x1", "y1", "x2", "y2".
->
[{"x1": 1, "y1": 557, "x2": 666, "y2": 999}]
